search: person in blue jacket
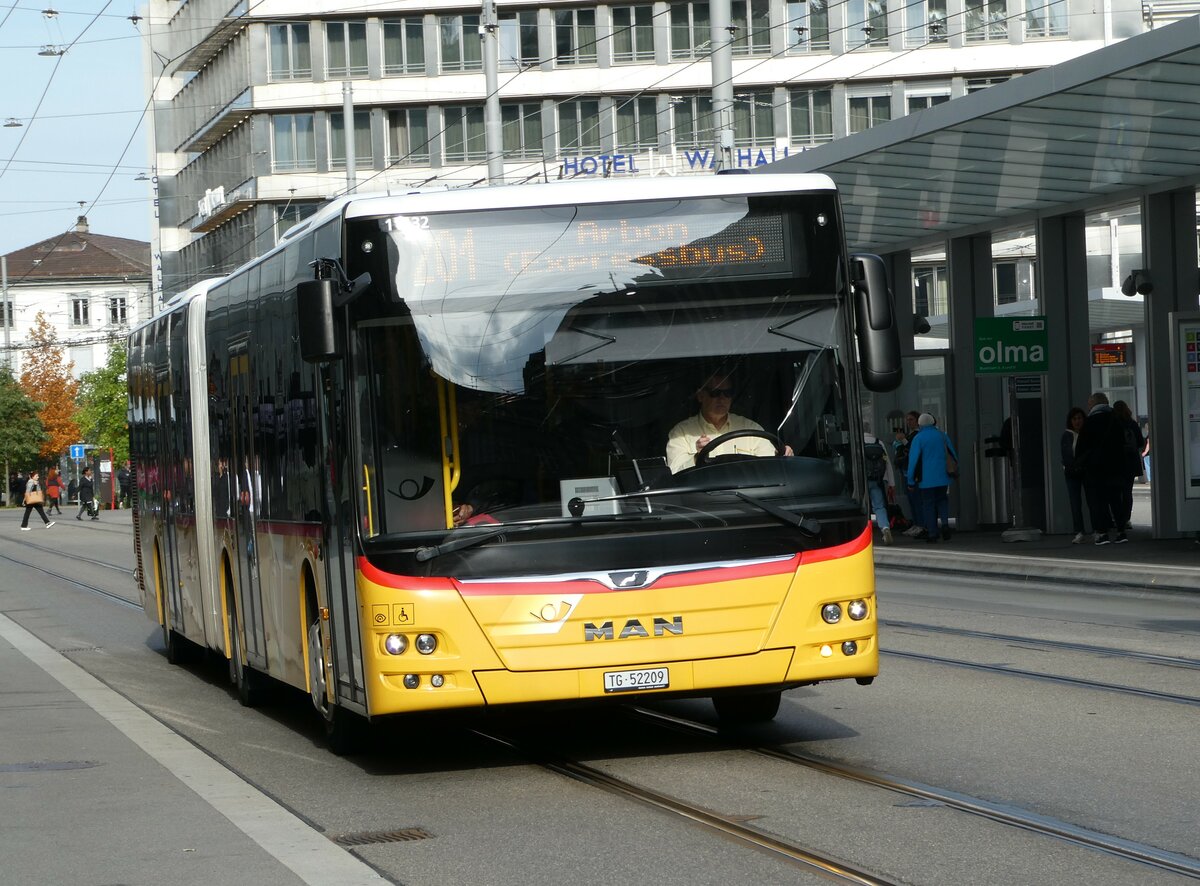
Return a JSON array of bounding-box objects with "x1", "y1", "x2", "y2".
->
[{"x1": 906, "y1": 413, "x2": 959, "y2": 543}]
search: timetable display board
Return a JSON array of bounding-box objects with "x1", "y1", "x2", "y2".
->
[{"x1": 1171, "y1": 314, "x2": 1200, "y2": 517}]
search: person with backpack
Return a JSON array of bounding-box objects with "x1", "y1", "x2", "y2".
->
[
  {"x1": 863, "y1": 431, "x2": 895, "y2": 545},
  {"x1": 76, "y1": 467, "x2": 99, "y2": 521},
  {"x1": 1074, "y1": 392, "x2": 1126, "y2": 545}
]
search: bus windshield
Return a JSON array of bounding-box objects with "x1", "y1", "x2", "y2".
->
[{"x1": 352, "y1": 192, "x2": 857, "y2": 565}]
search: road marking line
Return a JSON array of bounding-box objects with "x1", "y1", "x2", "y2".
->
[{"x1": 0, "y1": 613, "x2": 386, "y2": 886}]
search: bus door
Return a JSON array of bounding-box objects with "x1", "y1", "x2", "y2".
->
[
  {"x1": 155, "y1": 365, "x2": 184, "y2": 632},
  {"x1": 317, "y1": 359, "x2": 367, "y2": 711},
  {"x1": 228, "y1": 342, "x2": 268, "y2": 668}
]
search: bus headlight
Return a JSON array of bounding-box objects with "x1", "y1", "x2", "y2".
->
[
  {"x1": 842, "y1": 640, "x2": 858, "y2": 656},
  {"x1": 430, "y1": 674, "x2": 445, "y2": 688},
  {"x1": 415, "y1": 633, "x2": 438, "y2": 655},
  {"x1": 821, "y1": 603, "x2": 842, "y2": 624},
  {"x1": 384, "y1": 634, "x2": 408, "y2": 655},
  {"x1": 403, "y1": 674, "x2": 420, "y2": 689},
  {"x1": 847, "y1": 600, "x2": 869, "y2": 620}
]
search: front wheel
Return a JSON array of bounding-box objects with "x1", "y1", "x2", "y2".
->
[
  {"x1": 712, "y1": 690, "x2": 782, "y2": 725},
  {"x1": 308, "y1": 619, "x2": 364, "y2": 755}
]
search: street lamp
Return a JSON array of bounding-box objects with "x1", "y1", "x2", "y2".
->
[
  {"x1": 38, "y1": 45, "x2": 66, "y2": 56},
  {"x1": 4, "y1": 118, "x2": 22, "y2": 128}
]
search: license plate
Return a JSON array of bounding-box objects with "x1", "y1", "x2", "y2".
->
[{"x1": 603, "y1": 667, "x2": 669, "y2": 693}]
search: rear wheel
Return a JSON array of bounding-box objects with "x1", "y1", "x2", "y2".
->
[{"x1": 712, "y1": 690, "x2": 782, "y2": 725}]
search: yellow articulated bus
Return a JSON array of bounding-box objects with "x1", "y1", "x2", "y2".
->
[{"x1": 127, "y1": 174, "x2": 901, "y2": 752}]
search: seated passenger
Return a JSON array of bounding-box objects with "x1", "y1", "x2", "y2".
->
[{"x1": 665, "y1": 371, "x2": 791, "y2": 473}]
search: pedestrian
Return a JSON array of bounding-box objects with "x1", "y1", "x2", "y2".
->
[
  {"x1": 1112, "y1": 400, "x2": 1144, "y2": 532},
  {"x1": 906, "y1": 413, "x2": 958, "y2": 543},
  {"x1": 20, "y1": 470, "x2": 55, "y2": 530},
  {"x1": 1059, "y1": 407, "x2": 1090, "y2": 543},
  {"x1": 45, "y1": 470, "x2": 64, "y2": 515},
  {"x1": 1074, "y1": 392, "x2": 1126, "y2": 545},
  {"x1": 76, "y1": 466, "x2": 99, "y2": 521},
  {"x1": 892, "y1": 410, "x2": 923, "y2": 537},
  {"x1": 117, "y1": 460, "x2": 132, "y2": 508},
  {"x1": 863, "y1": 429, "x2": 895, "y2": 546}
]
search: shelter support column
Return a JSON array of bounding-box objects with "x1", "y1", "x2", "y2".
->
[
  {"x1": 947, "y1": 233, "x2": 998, "y2": 531},
  {"x1": 1037, "y1": 212, "x2": 1091, "y2": 534},
  {"x1": 1143, "y1": 188, "x2": 1197, "y2": 538}
]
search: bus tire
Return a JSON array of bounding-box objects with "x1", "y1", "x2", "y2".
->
[
  {"x1": 713, "y1": 690, "x2": 782, "y2": 724},
  {"x1": 163, "y1": 625, "x2": 196, "y2": 665},
  {"x1": 228, "y1": 601, "x2": 269, "y2": 708},
  {"x1": 307, "y1": 618, "x2": 364, "y2": 755}
]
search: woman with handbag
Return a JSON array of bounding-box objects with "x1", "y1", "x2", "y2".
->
[{"x1": 21, "y1": 470, "x2": 55, "y2": 530}]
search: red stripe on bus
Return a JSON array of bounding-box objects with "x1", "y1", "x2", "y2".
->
[
  {"x1": 797, "y1": 525, "x2": 871, "y2": 565},
  {"x1": 357, "y1": 556, "x2": 457, "y2": 591}
]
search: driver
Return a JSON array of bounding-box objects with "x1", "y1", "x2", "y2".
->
[{"x1": 665, "y1": 372, "x2": 791, "y2": 473}]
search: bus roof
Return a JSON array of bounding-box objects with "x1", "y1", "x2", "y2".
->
[{"x1": 338, "y1": 173, "x2": 837, "y2": 222}]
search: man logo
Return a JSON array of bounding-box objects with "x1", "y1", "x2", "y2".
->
[
  {"x1": 609, "y1": 570, "x2": 650, "y2": 589},
  {"x1": 584, "y1": 616, "x2": 683, "y2": 641}
]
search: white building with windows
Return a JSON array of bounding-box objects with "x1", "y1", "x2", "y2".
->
[
  {"x1": 0, "y1": 217, "x2": 152, "y2": 378},
  {"x1": 143, "y1": 0, "x2": 1189, "y2": 299}
]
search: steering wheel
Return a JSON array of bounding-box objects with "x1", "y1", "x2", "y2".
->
[{"x1": 694, "y1": 429, "x2": 785, "y2": 467}]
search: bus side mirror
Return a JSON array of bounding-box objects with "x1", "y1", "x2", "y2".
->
[
  {"x1": 851, "y1": 253, "x2": 902, "y2": 392},
  {"x1": 297, "y1": 279, "x2": 340, "y2": 362}
]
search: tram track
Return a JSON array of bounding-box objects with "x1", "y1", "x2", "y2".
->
[
  {"x1": 471, "y1": 727, "x2": 901, "y2": 886},
  {"x1": 0, "y1": 548, "x2": 141, "y2": 610},
  {"x1": 625, "y1": 706, "x2": 1200, "y2": 881},
  {"x1": 0, "y1": 535, "x2": 136, "y2": 577},
  {"x1": 881, "y1": 648, "x2": 1200, "y2": 707},
  {"x1": 883, "y1": 619, "x2": 1200, "y2": 670}
]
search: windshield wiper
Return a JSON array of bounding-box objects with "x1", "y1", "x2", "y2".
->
[
  {"x1": 414, "y1": 513, "x2": 651, "y2": 562},
  {"x1": 728, "y1": 491, "x2": 821, "y2": 537}
]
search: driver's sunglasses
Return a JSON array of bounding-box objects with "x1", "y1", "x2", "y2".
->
[{"x1": 704, "y1": 387, "x2": 734, "y2": 399}]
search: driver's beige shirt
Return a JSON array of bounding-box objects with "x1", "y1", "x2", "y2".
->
[{"x1": 665, "y1": 413, "x2": 774, "y2": 473}]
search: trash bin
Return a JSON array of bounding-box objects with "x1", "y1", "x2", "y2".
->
[{"x1": 976, "y1": 436, "x2": 1010, "y2": 526}]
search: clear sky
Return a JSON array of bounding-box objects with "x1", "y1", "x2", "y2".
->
[{"x1": 0, "y1": 0, "x2": 150, "y2": 259}]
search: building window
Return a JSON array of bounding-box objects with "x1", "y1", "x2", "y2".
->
[
  {"x1": 965, "y1": 0, "x2": 1007, "y2": 42},
  {"x1": 326, "y1": 21, "x2": 368, "y2": 78},
  {"x1": 966, "y1": 76, "x2": 1010, "y2": 93},
  {"x1": 501, "y1": 103, "x2": 543, "y2": 159},
  {"x1": 0, "y1": 300, "x2": 12, "y2": 328},
  {"x1": 672, "y1": 94, "x2": 714, "y2": 148},
  {"x1": 731, "y1": 0, "x2": 770, "y2": 56},
  {"x1": 329, "y1": 111, "x2": 373, "y2": 169},
  {"x1": 913, "y1": 265, "x2": 948, "y2": 315},
  {"x1": 907, "y1": 92, "x2": 950, "y2": 113},
  {"x1": 271, "y1": 114, "x2": 317, "y2": 171},
  {"x1": 555, "y1": 9, "x2": 597, "y2": 66},
  {"x1": 558, "y1": 100, "x2": 602, "y2": 154},
  {"x1": 786, "y1": 0, "x2": 830, "y2": 52},
  {"x1": 387, "y1": 108, "x2": 430, "y2": 165},
  {"x1": 275, "y1": 203, "x2": 320, "y2": 242},
  {"x1": 612, "y1": 5, "x2": 655, "y2": 63},
  {"x1": 670, "y1": 3, "x2": 710, "y2": 60},
  {"x1": 905, "y1": 0, "x2": 947, "y2": 46},
  {"x1": 848, "y1": 93, "x2": 891, "y2": 133},
  {"x1": 268, "y1": 23, "x2": 312, "y2": 81},
  {"x1": 109, "y1": 296, "x2": 127, "y2": 326},
  {"x1": 441, "y1": 14, "x2": 482, "y2": 72},
  {"x1": 1025, "y1": 0, "x2": 1067, "y2": 38},
  {"x1": 71, "y1": 296, "x2": 90, "y2": 327},
  {"x1": 615, "y1": 96, "x2": 658, "y2": 151},
  {"x1": 789, "y1": 88, "x2": 833, "y2": 145},
  {"x1": 848, "y1": 0, "x2": 889, "y2": 47},
  {"x1": 383, "y1": 18, "x2": 425, "y2": 75},
  {"x1": 444, "y1": 106, "x2": 486, "y2": 162},
  {"x1": 500, "y1": 10, "x2": 540, "y2": 70},
  {"x1": 733, "y1": 91, "x2": 774, "y2": 146}
]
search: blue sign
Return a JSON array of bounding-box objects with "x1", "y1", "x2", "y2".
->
[{"x1": 69, "y1": 444, "x2": 86, "y2": 460}]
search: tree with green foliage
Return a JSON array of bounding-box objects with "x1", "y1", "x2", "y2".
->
[
  {"x1": 0, "y1": 365, "x2": 47, "y2": 505},
  {"x1": 76, "y1": 338, "x2": 130, "y2": 465}
]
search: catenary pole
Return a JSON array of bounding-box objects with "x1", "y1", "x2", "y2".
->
[
  {"x1": 710, "y1": 0, "x2": 735, "y2": 171},
  {"x1": 481, "y1": 0, "x2": 504, "y2": 184},
  {"x1": 343, "y1": 82, "x2": 356, "y2": 195}
]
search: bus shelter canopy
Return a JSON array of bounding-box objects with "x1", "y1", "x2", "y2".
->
[{"x1": 768, "y1": 16, "x2": 1200, "y2": 254}]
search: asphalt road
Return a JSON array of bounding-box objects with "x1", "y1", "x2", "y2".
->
[{"x1": 1, "y1": 507, "x2": 1196, "y2": 885}]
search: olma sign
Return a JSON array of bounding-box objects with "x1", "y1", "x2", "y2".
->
[{"x1": 974, "y1": 316, "x2": 1049, "y2": 375}]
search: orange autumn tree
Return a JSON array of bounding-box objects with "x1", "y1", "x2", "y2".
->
[{"x1": 20, "y1": 312, "x2": 81, "y2": 462}]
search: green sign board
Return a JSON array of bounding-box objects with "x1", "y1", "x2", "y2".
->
[{"x1": 974, "y1": 315, "x2": 1048, "y2": 375}]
